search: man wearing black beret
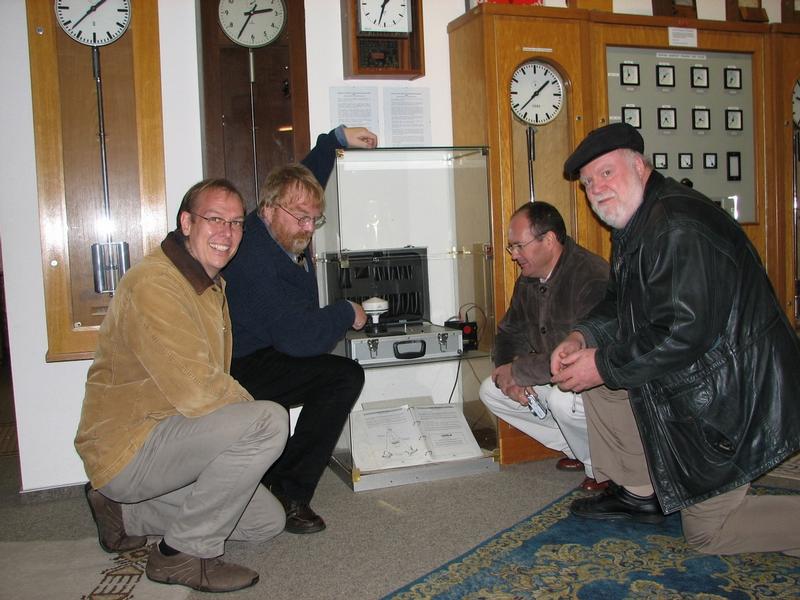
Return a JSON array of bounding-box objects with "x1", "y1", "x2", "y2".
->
[{"x1": 551, "y1": 122, "x2": 800, "y2": 555}]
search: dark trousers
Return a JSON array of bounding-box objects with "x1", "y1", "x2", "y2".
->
[{"x1": 231, "y1": 347, "x2": 364, "y2": 503}]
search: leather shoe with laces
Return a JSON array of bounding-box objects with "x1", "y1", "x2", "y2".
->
[
  {"x1": 85, "y1": 483, "x2": 147, "y2": 553},
  {"x1": 276, "y1": 495, "x2": 326, "y2": 534},
  {"x1": 145, "y1": 544, "x2": 259, "y2": 592},
  {"x1": 570, "y1": 482, "x2": 665, "y2": 524},
  {"x1": 556, "y1": 457, "x2": 584, "y2": 471}
]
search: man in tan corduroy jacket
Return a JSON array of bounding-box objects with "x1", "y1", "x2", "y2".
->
[{"x1": 75, "y1": 179, "x2": 288, "y2": 593}]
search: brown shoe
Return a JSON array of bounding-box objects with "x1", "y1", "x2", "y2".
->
[
  {"x1": 145, "y1": 544, "x2": 259, "y2": 592},
  {"x1": 580, "y1": 477, "x2": 609, "y2": 492},
  {"x1": 275, "y1": 494, "x2": 326, "y2": 534},
  {"x1": 85, "y1": 483, "x2": 147, "y2": 553},
  {"x1": 556, "y1": 457, "x2": 584, "y2": 471}
]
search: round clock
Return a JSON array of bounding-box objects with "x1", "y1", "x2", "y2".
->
[
  {"x1": 358, "y1": 0, "x2": 411, "y2": 34},
  {"x1": 793, "y1": 79, "x2": 800, "y2": 128},
  {"x1": 54, "y1": 0, "x2": 131, "y2": 47},
  {"x1": 509, "y1": 61, "x2": 565, "y2": 126},
  {"x1": 218, "y1": 0, "x2": 286, "y2": 48}
]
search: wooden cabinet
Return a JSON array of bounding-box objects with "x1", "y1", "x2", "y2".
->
[
  {"x1": 449, "y1": 5, "x2": 785, "y2": 463},
  {"x1": 769, "y1": 24, "x2": 800, "y2": 324},
  {"x1": 26, "y1": 0, "x2": 166, "y2": 361}
]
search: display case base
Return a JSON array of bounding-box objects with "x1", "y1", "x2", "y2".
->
[{"x1": 330, "y1": 450, "x2": 500, "y2": 492}]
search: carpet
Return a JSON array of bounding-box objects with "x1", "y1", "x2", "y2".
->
[
  {"x1": 0, "y1": 538, "x2": 189, "y2": 600},
  {"x1": 384, "y1": 487, "x2": 800, "y2": 599},
  {"x1": 769, "y1": 452, "x2": 800, "y2": 482}
]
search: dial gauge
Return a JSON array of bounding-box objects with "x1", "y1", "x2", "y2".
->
[
  {"x1": 656, "y1": 64, "x2": 675, "y2": 88},
  {"x1": 218, "y1": 0, "x2": 286, "y2": 48},
  {"x1": 690, "y1": 66, "x2": 709, "y2": 89},
  {"x1": 724, "y1": 67, "x2": 742, "y2": 90},
  {"x1": 620, "y1": 63, "x2": 640, "y2": 86},
  {"x1": 54, "y1": 0, "x2": 131, "y2": 47},
  {"x1": 658, "y1": 106, "x2": 677, "y2": 130},
  {"x1": 509, "y1": 61, "x2": 565, "y2": 126}
]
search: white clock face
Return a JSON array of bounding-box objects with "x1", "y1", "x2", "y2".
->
[
  {"x1": 218, "y1": 0, "x2": 286, "y2": 48},
  {"x1": 54, "y1": 0, "x2": 131, "y2": 47},
  {"x1": 793, "y1": 79, "x2": 800, "y2": 128},
  {"x1": 509, "y1": 61, "x2": 564, "y2": 126},
  {"x1": 358, "y1": 0, "x2": 411, "y2": 34}
]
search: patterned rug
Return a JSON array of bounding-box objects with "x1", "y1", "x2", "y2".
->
[
  {"x1": 768, "y1": 452, "x2": 800, "y2": 482},
  {"x1": 0, "y1": 538, "x2": 188, "y2": 600},
  {"x1": 384, "y1": 487, "x2": 800, "y2": 599}
]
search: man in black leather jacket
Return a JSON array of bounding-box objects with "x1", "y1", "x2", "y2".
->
[{"x1": 551, "y1": 122, "x2": 800, "y2": 556}]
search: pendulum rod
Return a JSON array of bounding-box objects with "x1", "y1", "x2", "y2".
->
[
  {"x1": 793, "y1": 129, "x2": 799, "y2": 321},
  {"x1": 527, "y1": 125, "x2": 537, "y2": 203},
  {"x1": 249, "y1": 48, "x2": 260, "y2": 204},
  {"x1": 93, "y1": 46, "x2": 112, "y2": 245},
  {"x1": 90, "y1": 45, "x2": 130, "y2": 294}
]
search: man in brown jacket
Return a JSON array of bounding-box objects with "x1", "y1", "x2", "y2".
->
[{"x1": 75, "y1": 179, "x2": 289, "y2": 593}]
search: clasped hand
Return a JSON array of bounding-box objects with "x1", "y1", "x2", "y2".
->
[{"x1": 549, "y1": 332, "x2": 603, "y2": 392}]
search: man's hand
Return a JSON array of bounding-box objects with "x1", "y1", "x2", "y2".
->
[
  {"x1": 491, "y1": 363, "x2": 519, "y2": 398},
  {"x1": 351, "y1": 302, "x2": 367, "y2": 330},
  {"x1": 550, "y1": 347, "x2": 603, "y2": 392},
  {"x1": 344, "y1": 127, "x2": 378, "y2": 149},
  {"x1": 550, "y1": 331, "x2": 586, "y2": 376}
]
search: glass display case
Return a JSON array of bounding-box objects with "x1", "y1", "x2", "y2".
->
[{"x1": 314, "y1": 146, "x2": 499, "y2": 490}]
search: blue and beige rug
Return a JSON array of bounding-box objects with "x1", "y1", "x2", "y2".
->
[{"x1": 385, "y1": 487, "x2": 800, "y2": 599}]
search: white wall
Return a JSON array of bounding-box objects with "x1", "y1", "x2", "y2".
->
[{"x1": 0, "y1": 0, "x2": 464, "y2": 491}]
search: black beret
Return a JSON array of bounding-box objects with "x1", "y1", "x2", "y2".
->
[{"x1": 563, "y1": 123, "x2": 644, "y2": 180}]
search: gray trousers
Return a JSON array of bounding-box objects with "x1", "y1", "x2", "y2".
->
[
  {"x1": 101, "y1": 401, "x2": 289, "y2": 558},
  {"x1": 583, "y1": 386, "x2": 800, "y2": 556}
]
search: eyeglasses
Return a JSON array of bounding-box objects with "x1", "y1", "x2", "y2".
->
[
  {"x1": 276, "y1": 204, "x2": 326, "y2": 229},
  {"x1": 505, "y1": 233, "x2": 545, "y2": 255},
  {"x1": 189, "y1": 212, "x2": 245, "y2": 231}
]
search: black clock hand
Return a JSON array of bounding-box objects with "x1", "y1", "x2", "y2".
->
[
  {"x1": 238, "y1": 4, "x2": 257, "y2": 40},
  {"x1": 251, "y1": 8, "x2": 275, "y2": 15},
  {"x1": 71, "y1": 0, "x2": 109, "y2": 31},
  {"x1": 519, "y1": 80, "x2": 550, "y2": 111},
  {"x1": 378, "y1": 0, "x2": 391, "y2": 25}
]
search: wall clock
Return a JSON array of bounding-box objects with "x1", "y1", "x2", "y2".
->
[
  {"x1": 509, "y1": 61, "x2": 564, "y2": 126},
  {"x1": 509, "y1": 60, "x2": 565, "y2": 203},
  {"x1": 218, "y1": 0, "x2": 286, "y2": 48},
  {"x1": 54, "y1": 0, "x2": 131, "y2": 47},
  {"x1": 341, "y1": 0, "x2": 424, "y2": 79}
]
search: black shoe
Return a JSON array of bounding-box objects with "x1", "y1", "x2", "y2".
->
[
  {"x1": 275, "y1": 494, "x2": 326, "y2": 534},
  {"x1": 570, "y1": 482, "x2": 665, "y2": 524}
]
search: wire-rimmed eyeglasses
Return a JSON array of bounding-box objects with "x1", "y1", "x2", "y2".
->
[
  {"x1": 189, "y1": 212, "x2": 245, "y2": 231},
  {"x1": 505, "y1": 233, "x2": 544, "y2": 255},
  {"x1": 276, "y1": 204, "x2": 326, "y2": 229}
]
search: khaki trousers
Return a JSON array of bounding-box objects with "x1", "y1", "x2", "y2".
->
[
  {"x1": 582, "y1": 386, "x2": 800, "y2": 556},
  {"x1": 101, "y1": 401, "x2": 289, "y2": 558}
]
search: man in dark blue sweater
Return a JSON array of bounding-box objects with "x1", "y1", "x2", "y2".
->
[{"x1": 224, "y1": 126, "x2": 376, "y2": 534}]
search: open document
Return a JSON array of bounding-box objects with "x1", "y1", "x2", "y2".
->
[{"x1": 350, "y1": 404, "x2": 483, "y2": 472}]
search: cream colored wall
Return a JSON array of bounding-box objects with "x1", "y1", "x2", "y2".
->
[{"x1": 0, "y1": 0, "x2": 465, "y2": 491}]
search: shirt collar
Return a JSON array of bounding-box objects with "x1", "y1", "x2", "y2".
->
[{"x1": 161, "y1": 229, "x2": 217, "y2": 295}]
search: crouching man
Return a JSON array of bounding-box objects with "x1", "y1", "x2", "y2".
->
[{"x1": 75, "y1": 179, "x2": 289, "y2": 592}]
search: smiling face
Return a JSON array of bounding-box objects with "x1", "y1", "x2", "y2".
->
[
  {"x1": 578, "y1": 149, "x2": 649, "y2": 229},
  {"x1": 179, "y1": 188, "x2": 245, "y2": 279},
  {"x1": 507, "y1": 212, "x2": 561, "y2": 279}
]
